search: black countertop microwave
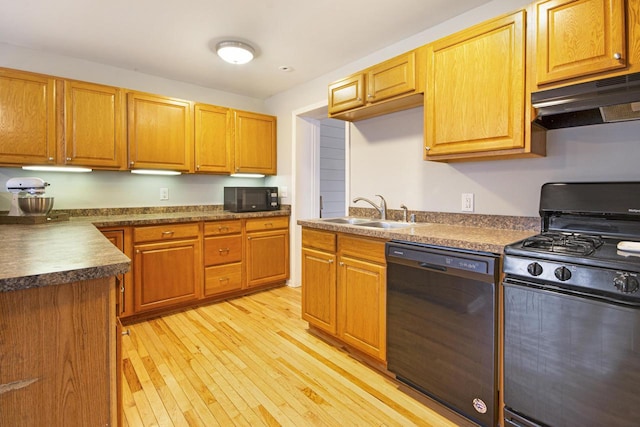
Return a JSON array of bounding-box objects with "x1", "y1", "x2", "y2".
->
[{"x1": 224, "y1": 187, "x2": 280, "y2": 212}]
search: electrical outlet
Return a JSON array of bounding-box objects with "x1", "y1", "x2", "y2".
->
[
  {"x1": 461, "y1": 193, "x2": 474, "y2": 212},
  {"x1": 160, "y1": 188, "x2": 169, "y2": 200}
]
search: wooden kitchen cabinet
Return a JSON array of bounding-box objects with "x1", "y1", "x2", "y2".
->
[
  {"x1": 337, "y1": 234, "x2": 387, "y2": 361},
  {"x1": 424, "y1": 10, "x2": 546, "y2": 161},
  {"x1": 0, "y1": 277, "x2": 116, "y2": 426},
  {"x1": 328, "y1": 48, "x2": 426, "y2": 121},
  {"x1": 133, "y1": 222, "x2": 201, "y2": 313},
  {"x1": 64, "y1": 80, "x2": 126, "y2": 169},
  {"x1": 194, "y1": 103, "x2": 233, "y2": 173},
  {"x1": 300, "y1": 228, "x2": 387, "y2": 362},
  {"x1": 233, "y1": 110, "x2": 277, "y2": 175},
  {"x1": 203, "y1": 219, "x2": 243, "y2": 296},
  {"x1": 301, "y1": 228, "x2": 338, "y2": 334},
  {"x1": 127, "y1": 91, "x2": 193, "y2": 172},
  {"x1": 534, "y1": 0, "x2": 627, "y2": 86},
  {"x1": 0, "y1": 68, "x2": 57, "y2": 166},
  {"x1": 245, "y1": 216, "x2": 289, "y2": 288},
  {"x1": 101, "y1": 227, "x2": 133, "y2": 318}
]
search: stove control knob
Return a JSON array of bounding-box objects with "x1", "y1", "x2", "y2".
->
[
  {"x1": 527, "y1": 262, "x2": 543, "y2": 276},
  {"x1": 614, "y1": 273, "x2": 639, "y2": 294},
  {"x1": 554, "y1": 266, "x2": 572, "y2": 281}
]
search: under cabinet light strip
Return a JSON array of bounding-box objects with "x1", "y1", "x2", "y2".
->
[{"x1": 22, "y1": 165, "x2": 92, "y2": 173}]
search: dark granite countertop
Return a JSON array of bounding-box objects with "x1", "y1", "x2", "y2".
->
[
  {"x1": 297, "y1": 217, "x2": 537, "y2": 254},
  {"x1": 0, "y1": 209, "x2": 290, "y2": 293}
]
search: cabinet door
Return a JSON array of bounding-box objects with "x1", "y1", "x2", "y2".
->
[
  {"x1": 366, "y1": 51, "x2": 416, "y2": 103},
  {"x1": 425, "y1": 10, "x2": 526, "y2": 157},
  {"x1": 127, "y1": 92, "x2": 193, "y2": 172},
  {"x1": 102, "y1": 230, "x2": 127, "y2": 317},
  {"x1": 194, "y1": 103, "x2": 232, "y2": 173},
  {"x1": 536, "y1": 0, "x2": 626, "y2": 85},
  {"x1": 233, "y1": 110, "x2": 277, "y2": 175},
  {"x1": 301, "y1": 247, "x2": 337, "y2": 334},
  {"x1": 64, "y1": 80, "x2": 126, "y2": 169},
  {"x1": 328, "y1": 73, "x2": 366, "y2": 114},
  {"x1": 133, "y1": 238, "x2": 201, "y2": 312},
  {"x1": 246, "y1": 229, "x2": 289, "y2": 288},
  {"x1": 338, "y1": 256, "x2": 386, "y2": 360},
  {"x1": 0, "y1": 68, "x2": 56, "y2": 165}
]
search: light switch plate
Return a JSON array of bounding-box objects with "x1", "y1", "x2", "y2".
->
[{"x1": 160, "y1": 188, "x2": 169, "y2": 200}]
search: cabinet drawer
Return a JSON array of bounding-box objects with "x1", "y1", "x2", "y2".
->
[
  {"x1": 133, "y1": 223, "x2": 200, "y2": 243},
  {"x1": 245, "y1": 216, "x2": 289, "y2": 232},
  {"x1": 204, "y1": 262, "x2": 243, "y2": 296},
  {"x1": 338, "y1": 234, "x2": 386, "y2": 264},
  {"x1": 302, "y1": 228, "x2": 336, "y2": 252},
  {"x1": 204, "y1": 235, "x2": 242, "y2": 266},
  {"x1": 204, "y1": 220, "x2": 242, "y2": 236}
]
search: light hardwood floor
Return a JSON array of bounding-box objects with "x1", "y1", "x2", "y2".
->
[{"x1": 121, "y1": 286, "x2": 473, "y2": 426}]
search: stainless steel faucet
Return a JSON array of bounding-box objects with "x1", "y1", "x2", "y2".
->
[
  {"x1": 400, "y1": 204, "x2": 409, "y2": 222},
  {"x1": 353, "y1": 194, "x2": 387, "y2": 220}
]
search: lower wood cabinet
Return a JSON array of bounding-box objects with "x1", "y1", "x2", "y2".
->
[
  {"x1": 301, "y1": 228, "x2": 387, "y2": 361},
  {"x1": 203, "y1": 219, "x2": 243, "y2": 296},
  {"x1": 245, "y1": 217, "x2": 290, "y2": 288},
  {"x1": 133, "y1": 223, "x2": 202, "y2": 313},
  {"x1": 0, "y1": 277, "x2": 116, "y2": 426}
]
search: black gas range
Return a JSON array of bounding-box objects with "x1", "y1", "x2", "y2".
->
[{"x1": 502, "y1": 182, "x2": 640, "y2": 427}]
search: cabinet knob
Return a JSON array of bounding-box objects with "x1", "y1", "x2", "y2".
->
[
  {"x1": 66, "y1": 157, "x2": 72, "y2": 161},
  {"x1": 357, "y1": 97, "x2": 362, "y2": 101},
  {"x1": 122, "y1": 329, "x2": 131, "y2": 336},
  {"x1": 425, "y1": 146, "x2": 431, "y2": 151},
  {"x1": 48, "y1": 157, "x2": 54, "y2": 161},
  {"x1": 614, "y1": 52, "x2": 623, "y2": 60},
  {"x1": 367, "y1": 94, "x2": 373, "y2": 99},
  {"x1": 196, "y1": 165, "x2": 200, "y2": 170},
  {"x1": 136, "y1": 249, "x2": 140, "y2": 254},
  {"x1": 328, "y1": 259, "x2": 334, "y2": 264},
  {"x1": 339, "y1": 262, "x2": 345, "y2": 266},
  {"x1": 130, "y1": 161, "x2": 135, "y2": 166}
]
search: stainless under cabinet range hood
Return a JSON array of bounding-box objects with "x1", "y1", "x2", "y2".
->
[{"x1": 532, "y1": 72, "x2": 640, "y2": 129}]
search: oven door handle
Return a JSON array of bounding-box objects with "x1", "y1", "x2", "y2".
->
[{"x1": 418, "y1": 262, "x2": 447, "y2": 272}]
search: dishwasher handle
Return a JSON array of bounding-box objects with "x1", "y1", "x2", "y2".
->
[{"x1": 418, "y1": 262, "x2": 447, "y2": 272}]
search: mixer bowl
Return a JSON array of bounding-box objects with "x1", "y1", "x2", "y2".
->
[{"x1": 18, "y1": 197, "x2": 54, "y2": 216}]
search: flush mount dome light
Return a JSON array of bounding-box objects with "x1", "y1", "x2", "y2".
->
[{"x1": 216, "y1": 41, "x2": 255, "y2": 64}]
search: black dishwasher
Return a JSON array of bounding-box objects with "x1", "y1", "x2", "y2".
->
[{"x1": 386, "y1": 241, "x2": 500, "y2": 427}]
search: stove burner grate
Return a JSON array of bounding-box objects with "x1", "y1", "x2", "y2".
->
[{"x1": 522, "y1": 232, "x2": 604, "y2": 256}]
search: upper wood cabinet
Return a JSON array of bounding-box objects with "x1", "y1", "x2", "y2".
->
[
  {"x1": 127, "y1": 91, "x2": 193, "y2": 172},
  {"x1": 194, "y1": 103, "x2": 232, "y2": 173},
  {"x1": 535, "y1": 0, "x2": 627, "y2": 86},
  {"x1": 328, "y1": 48, "x2": 426, "y2": 121},
  {"x1": 424, "y1": 10, "x2": 546, "y2": 162},
  {"x1": 233, "y1": 110, "x2": 277, "y2": 175},
  {"x1": 0, "y1": 68, "x2": 57, "y2": 166},
  {"x1": 64, "y1": 80, "x2": 126, "y2": 169}
]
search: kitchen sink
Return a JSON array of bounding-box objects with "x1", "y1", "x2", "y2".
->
[
  {"x1": 320, "y1": 217, "x2": 372, "y2": 225},
  {"x1": 320, "y1": 217, "x2": 413, "y2": 229},
  {"x1": 356, "y1": 221, "x2": 413, "y2": 229}
]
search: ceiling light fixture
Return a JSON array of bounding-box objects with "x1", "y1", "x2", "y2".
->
[{"x1": 216, "y1": 41, "x2": 255, "y2": 65}]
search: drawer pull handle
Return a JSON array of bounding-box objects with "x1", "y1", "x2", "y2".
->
[
  {"x1": 265, "y1": 222, "x2": 273, "y2": 227},
  {"x1": 219, "y1": 277, "x2": 229, "y2": 282},
  {"x1": 218, "y1": 226, "x2": 229, "y2": 232},
  {"x1": 219, "y1": 248, "x2": 230, "y2": 254},
  {"x1": 161, "y1": 231, "x2": 175, "y2": 236}
]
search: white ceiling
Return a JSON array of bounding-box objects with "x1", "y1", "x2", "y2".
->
[{"x1": 0, "y1": 0, "x2": 491, "y2": 100}]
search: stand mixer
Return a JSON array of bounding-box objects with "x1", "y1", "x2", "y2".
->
[{"x1": 6, "y1": 177, "x2": 51, "y2": 216}]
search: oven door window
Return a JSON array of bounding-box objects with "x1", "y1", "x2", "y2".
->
[{"x1": 504, "y1": 283, "x2": 640, "y2": 427}]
